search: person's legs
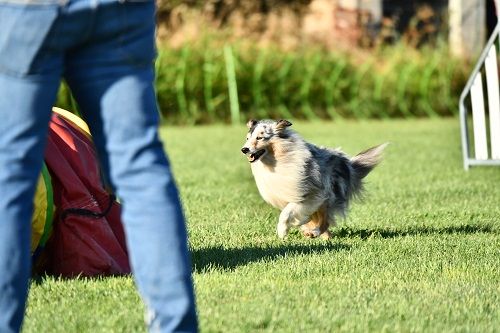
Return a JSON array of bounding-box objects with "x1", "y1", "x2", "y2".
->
[
  {"x1": 64, "y1": 1, "x2": 197, "y2": 331},
  {"x1": 0, "y1": 3, "x2": 62, "y2": 331},
  {"x1": 0, "y1": 75, "x2": 59, "y2": 333}
]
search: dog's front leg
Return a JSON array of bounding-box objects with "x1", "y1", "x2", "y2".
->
[{"x1": 277, "y1": 203, "x2": 314, "y2": 239}]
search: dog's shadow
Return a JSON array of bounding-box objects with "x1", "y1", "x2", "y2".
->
[
  {"x1": 192, "y1": 223, "x2": 495, "y2": 273},
  {"x1": 332, "y1": 223, "x2": 495, "y2": 240},
  {"x1": 192, "y1": 242, "x2": 350, "y2": 273}
]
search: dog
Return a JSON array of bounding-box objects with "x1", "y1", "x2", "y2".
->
[{"x1": 241, "y1": 119, "x2": 387, "y2": 239}]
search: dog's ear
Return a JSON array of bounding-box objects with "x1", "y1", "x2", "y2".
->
[
  {"x1": 246, "y1": 119, "x2": 258, "y2": 129},
  {"x1": 275, "y1": 119, "x2": 292, "y2": 131}
]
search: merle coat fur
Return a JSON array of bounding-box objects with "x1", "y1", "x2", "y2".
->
[{"x1": 241, "y1": 119, "x2": 386, "y2": 239}]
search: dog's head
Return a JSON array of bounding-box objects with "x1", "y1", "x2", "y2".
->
[{"x1": 240, "y1": 119, "x2": 292, "y2": 163}]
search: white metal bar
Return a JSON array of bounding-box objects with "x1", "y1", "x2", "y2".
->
[
  {"x1": 471, "y1": 74, "x2": 489, "y2": 160},
  {"x1": 459, "y1": 21, "x2": 500, "y2": 169},
  {"x1": 485, "y1": 46, "x2": 500, "y2": 159},
  {"x1": 468, "y1": 159, "x2": 500, "y2": 166}
]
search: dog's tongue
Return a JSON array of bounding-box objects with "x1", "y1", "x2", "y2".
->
[{"x1": 247, "y1": 154, "x2": 255, "y2": 162}]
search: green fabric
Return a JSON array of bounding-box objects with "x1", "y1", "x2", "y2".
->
[{"x1": 39, "y1": 163, "x2": 54, "y2": 247}]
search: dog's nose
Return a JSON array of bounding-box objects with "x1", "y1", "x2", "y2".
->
[{"x1": 241, "y1": 147, "x2": 250, "y2": 154}]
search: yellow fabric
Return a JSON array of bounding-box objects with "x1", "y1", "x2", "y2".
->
[
  {"x1": 31, "y1": 174, "x2": 48, "y2": 253},
  {"x1": 52, "y1": 107, "x2": 91, "y2": 136}
]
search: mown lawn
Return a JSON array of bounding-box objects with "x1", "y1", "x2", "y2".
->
[{"x1": 25, "y1": 118, "x2": 499, "y2": 332}]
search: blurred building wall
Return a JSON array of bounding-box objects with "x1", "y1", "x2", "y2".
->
[
  {"x1": 449, "y1": 0, "x2": 486, "y2": 58},
  {"x1": 334, "y1": 0, "x2": 491, "y2": 57},
  {"x1": 156, "y1": 0, "x2": 496, "y2": 58}
]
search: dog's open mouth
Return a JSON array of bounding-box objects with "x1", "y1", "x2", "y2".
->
[{"x1": 247, "y1": 149, "x2": 266, "y2": 163}]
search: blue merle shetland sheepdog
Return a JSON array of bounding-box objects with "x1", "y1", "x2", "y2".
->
[{"x1": 241, "y1": 119, "x2": 387, "y2": 239}]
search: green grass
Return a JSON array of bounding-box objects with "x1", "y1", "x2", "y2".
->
[{"x1": 25, "y1": 118, "x2": 499, "y2": 332}]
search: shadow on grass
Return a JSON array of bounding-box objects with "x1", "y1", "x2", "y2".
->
[
  {"x1": 30, "y1": 270, "x2": 133, "y2": 284},
  {"x1": 192, "y1": 242, "x2": 350, "y2": 273},
  {"x1": 192, "y1": 224, "x2": 496, "y2": 273},
  {"x1": 31, "y1": 225, "x2": 495, "y2": 280},
  {"x1": 332, "y1": 223, "x2": 496, "y2": 240}
]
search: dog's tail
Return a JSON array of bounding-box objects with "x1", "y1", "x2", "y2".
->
[{"x1": 350, "y1": 143, "x2": 388, "y2": 194}]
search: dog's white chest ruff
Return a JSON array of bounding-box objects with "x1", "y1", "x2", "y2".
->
[{"x1": 250, "y1": 160, "x2": 303, "y2": 210}]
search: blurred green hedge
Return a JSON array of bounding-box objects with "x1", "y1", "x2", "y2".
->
[{"x1": 56, "y1": 41, "x2": 469, "y2": 125}]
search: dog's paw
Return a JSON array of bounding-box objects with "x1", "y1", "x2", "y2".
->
[
  {"x1": 319, "y1": 230, "x2": 332, "y2": 240},
  {"x1": 300, "y1": 225, "x2": 332, "y2": 240},
  {"x1": 300, "y1": 225, "x2": 321, "y2": 238},
  {"x1": 277, "y1": 223, "x2": 289, "y2": 239}
]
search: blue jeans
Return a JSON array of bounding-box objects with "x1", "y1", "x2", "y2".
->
[{"x1": 0, "y1": 0, "x2": 198, "y2": 332}]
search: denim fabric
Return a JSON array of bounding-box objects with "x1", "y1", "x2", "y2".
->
[{"x1": 0, "y1": 0, "x2": 198, "y2": 332}]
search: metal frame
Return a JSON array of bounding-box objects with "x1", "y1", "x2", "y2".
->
[{"x1": 459, "y1": 22, "x2": 500, "y2": 170}]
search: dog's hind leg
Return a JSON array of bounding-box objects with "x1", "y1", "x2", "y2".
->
[
  {"x1": 300, "y1": 205, "x2": 332, "y2": 239},
  {"x1": 277, "y1": 202, "x2": 321, "y2": 239}
]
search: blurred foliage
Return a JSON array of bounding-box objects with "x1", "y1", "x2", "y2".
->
[
  {"x1": 156, "y1": 0, "x2": 312, "y2": 17},
  {"x1": 55, "y1": 2, "x2": 470, "y2": 124},
  {"x1": 55, "y1": 38, "x2": 469, "y2": 125}
]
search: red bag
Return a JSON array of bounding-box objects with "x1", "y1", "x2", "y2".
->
[{"x1": 36, "y1": 110, "x2": 131, "y2": 277}]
